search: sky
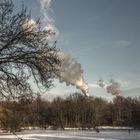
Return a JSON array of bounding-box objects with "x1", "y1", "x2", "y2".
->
[{"x1": 13, "y1": 0, "x2": 140, "y2": 100}]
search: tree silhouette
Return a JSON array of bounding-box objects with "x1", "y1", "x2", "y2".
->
[{"x1": 0, "y1": 0, "x2": 60, "y2": 100}]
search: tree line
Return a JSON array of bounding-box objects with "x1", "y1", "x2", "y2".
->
[{"x1": 0, "y1": 93, "x2": 140, "y2": 132}]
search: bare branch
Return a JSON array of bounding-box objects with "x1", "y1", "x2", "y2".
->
[{"x1": 0, "y1": 0, "x2": 60, "y2": 100}]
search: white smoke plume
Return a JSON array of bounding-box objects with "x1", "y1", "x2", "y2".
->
[
  {"x1": 21, "y1": 19, "x2": 58, "y2": 45},
  {"x1": 57, "y1": 52, "x2": 89, "y2": 97},
  {"x1": 22, "y1": 19, "x2": 37, "y2": 32},
  {"x1": 21, "y1": 19, "x2": 38, "y2": 40},
  {"x1": 38, "y1": 0, "x2": 53, "y2": 24},
  {"x1": 38, "y1": 0, "x2": 89, "y2": 96},
  {"x1": 97, "y1": 78, "x2": 105, "y2": 88},
  {"x1": 43, "y1": 24, "x2": 59, "y2": 44},
  {"x1": 106, "y1": 79, "x2": 121, "y2": 96},
  {"x1": 38, "y1": 0, "x2": 59, "y2": 43},
  {"x1": 98, "y1": 78, "x2": 121, "y2": 96}
]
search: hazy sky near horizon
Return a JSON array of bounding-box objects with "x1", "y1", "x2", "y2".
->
[{"x1": 13, "y1": 0, "x2": 140, "y2": 100}]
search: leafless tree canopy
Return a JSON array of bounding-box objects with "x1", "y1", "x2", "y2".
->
[{"x1": 0, "y1": 0, "x2": 60, "y2": 100}]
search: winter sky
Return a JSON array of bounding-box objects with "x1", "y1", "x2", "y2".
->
[{"x1": 13, "y1": 0, "x2": 140, "y2": 100}]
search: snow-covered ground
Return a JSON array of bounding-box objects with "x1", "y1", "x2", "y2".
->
[{"x1": 0, "y1": 130, "x2": 140, "y2": 140}]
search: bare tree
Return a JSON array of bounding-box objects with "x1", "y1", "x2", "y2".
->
[{"x1": 0, "y1": 0, "x2": 60, "y2": 100}]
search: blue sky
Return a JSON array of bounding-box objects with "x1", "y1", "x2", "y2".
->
[{"x1": 13, "y1": 0, "x2": 140, "y2": 100}]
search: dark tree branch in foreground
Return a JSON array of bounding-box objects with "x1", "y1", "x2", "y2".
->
[{"x1": 0, "y1": 0, "x2": 60, "y2": 100}]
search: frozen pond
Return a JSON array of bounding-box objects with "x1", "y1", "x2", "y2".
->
[{"x1": 0, "y1": 130, "x2": 140, "y2": 140}]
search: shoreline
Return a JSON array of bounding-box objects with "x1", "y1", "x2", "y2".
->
[{"x1": 0, "y1": 128, "x2": 139, "y2": 136}]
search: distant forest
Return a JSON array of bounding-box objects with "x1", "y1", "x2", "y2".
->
[{"x1": 0, "y1": 93, "x2": 140, "y2": 132}]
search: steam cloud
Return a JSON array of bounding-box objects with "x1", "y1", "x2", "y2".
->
[
  {"x1": 22, "y1": 19, "x2": 37, "y2": 32},
  {"x1": 57, "y1": 52, "x2": 89, "y2": 96},
  {"x1": 38, "y1": 0, "x2": 59, "y2": 42},
  {"x1": 38, "y1": 0, "x2": 89, "y2": 96},
  {"x1": 39, "y1": 0, "x2": 53, "y2": 23},
  {"x1": 97, "y1": 78, "x2": 105, "y2": 88},
  {"x1": 98, "y1": 79, "x2": 121, "y2": 96}
]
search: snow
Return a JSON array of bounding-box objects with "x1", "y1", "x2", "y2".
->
[{"x1": 0, "y1": 130, "x2": 140, "y2": 140}]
